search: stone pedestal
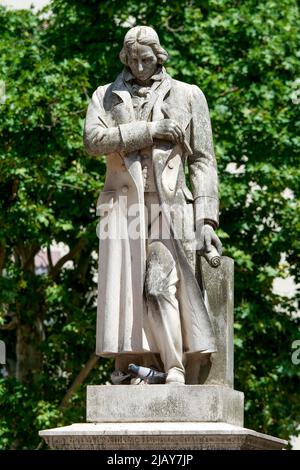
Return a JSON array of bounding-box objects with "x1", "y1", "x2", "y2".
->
[
  {"x1": 39, "y1": 257, "x2": 287, "y2": 450},
  {"x1": 39, "y1": 385, "x2": 287, "y2": 450},
  {"x1": 39, "y1": 422, "x2": 286, "y2": 450},
  {"x1": 86, "y1": 385, "x2": 244, "y2": 426}
]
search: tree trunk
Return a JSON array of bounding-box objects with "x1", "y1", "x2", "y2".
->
[{"x1": 16, "y1": 320, "x2": 44, "y2": 383}]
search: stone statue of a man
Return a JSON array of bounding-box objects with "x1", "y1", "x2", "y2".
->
[{"x1": 84, "y1": 26, "x2": 222, "y2": 384}]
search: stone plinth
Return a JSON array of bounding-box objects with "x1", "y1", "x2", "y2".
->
[
  {"x1": 39, "y1": 384, "x2": 286, "y2": 450},
  {"x1": 39, "y1": 422, "x2": 287, "y2": 450},
  {"x1": 86, "y1": 385, "x2": 244, "y2": 426}
]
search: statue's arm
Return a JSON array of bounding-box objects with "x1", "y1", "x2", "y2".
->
[
  {"x1": 188, "y1": 85, "x2": 219, "y2": 229},
  {"x1": 84, "y1": 88, "x2": 153, "y2": 156}
]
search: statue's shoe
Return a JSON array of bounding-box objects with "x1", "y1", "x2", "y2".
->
[{"x1": 165, "y1": 367, "x2": 185, "y2": 385}]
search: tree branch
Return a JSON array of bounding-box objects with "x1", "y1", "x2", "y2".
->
[
  {"x1": 218, "y1": 86, "x2": 240, "y2": 98},
  {"x1": 0, "y1": 317, "x2": 17, "y2": 330},
  {"x1": 9, "y1": 178, "x2": 19, "y2": 202},
  {"x1": 67, "y1": 108, "x2": 86, "y2": 116},
  {"x1": 49, "y1": 238, "x2": 86, "y2": 279},
  {"x1": 83, "y1": 86, "x2": 90, "y2": 102},
  {"x1": 0, "y1": 242, "x2": 6, "y2": 273},
  {"x1": 60, "y1": 352, "x2": 99, "y2": 409},
  {"x1": 164, "y1": 16, "x2": 183, "y2": 33},
  {"x1": 47, "y1": 246, "x2": 53, "y2": 270},
  {"x1": 17, "y1": 243, "x2": 40, "y2": 272}
]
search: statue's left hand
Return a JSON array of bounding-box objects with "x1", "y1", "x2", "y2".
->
[{"x1": 199, "y1": 224, "x2": 222, "y2": 255}]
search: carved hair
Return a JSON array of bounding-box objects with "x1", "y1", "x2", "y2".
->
[{"x1": 119, "y1": 26, "x2": 168, "y2": 65}]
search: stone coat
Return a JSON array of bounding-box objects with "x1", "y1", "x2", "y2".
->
[{"x1": 84, "y1": 69, "x2": 219, "y2": 357}]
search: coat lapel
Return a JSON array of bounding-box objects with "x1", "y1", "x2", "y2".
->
[
  {"x1": 111, "y1": 75, "x2": 135, "y2": 124},
  {"x1": 141, "y1": 76, "x2": 172, "y2": 122}
]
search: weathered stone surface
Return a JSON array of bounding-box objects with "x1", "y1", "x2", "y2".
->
[
  {"x1": 85, "y1": 26, "x2": 222, "y2": 383},
  {"x1": 39, "y1": 422, "x2": 287, "y2": 450},
  {"x1": 86, "y1": 385, "x2": 244, "y2": 426},
  {"x1": 200, "y1": 256, "x2": 234, "y2": 387}
]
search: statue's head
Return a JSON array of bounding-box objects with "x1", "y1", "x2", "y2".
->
[{"x1": 119, "y1": 26, "x2": 168, "y2": 82}]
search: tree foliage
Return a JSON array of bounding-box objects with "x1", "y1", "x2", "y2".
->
[{"x1": 0, "y1": 0, "x2": 299, "y2": 449}]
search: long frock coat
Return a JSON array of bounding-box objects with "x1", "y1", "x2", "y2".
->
[{"x1": 84, "y1": 68, "x2": 219, "y2": 358}]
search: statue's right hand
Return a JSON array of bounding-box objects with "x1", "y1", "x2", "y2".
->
[{"x1": 149, "y1": 119, "x2": 184, "y2": 144}]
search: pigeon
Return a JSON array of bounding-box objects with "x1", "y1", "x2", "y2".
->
[{"x1": 128, "y1": 364, "x2": 167, "y2": 384}]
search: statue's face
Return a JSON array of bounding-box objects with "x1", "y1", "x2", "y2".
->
[{"x1": 127, "y1": 43, "x2": 158, "y2": 82}]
